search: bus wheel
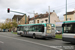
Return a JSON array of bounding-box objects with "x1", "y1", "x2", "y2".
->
[{"x1": 33, "y1": 34, "x2": 36, "y2": 39}]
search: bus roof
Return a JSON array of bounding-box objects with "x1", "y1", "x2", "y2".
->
[
  {"x1": 63, "y1": 20, "x2": 75, "y2": 24},
  {"x1": 18, "y1": 23, "x2": 55, "y2": 27}
]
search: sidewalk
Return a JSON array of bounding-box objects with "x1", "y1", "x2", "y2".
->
[{"x1": 54, "y1": 38, "x2": 62, "y2": 40}]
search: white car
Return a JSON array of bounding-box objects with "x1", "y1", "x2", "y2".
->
[
  {"x1": 5, "y1": 29, "x2": 9, "y2": 32},
  {"x1": 55, "y1": 30, "x2": 62, "y2": 34}
]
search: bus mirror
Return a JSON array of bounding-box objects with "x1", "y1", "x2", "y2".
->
[
  {"x1": 62, "y1": 24, "x2": 64, "y2": 27},
  {"x1": 17, "y1": 27, "x2": 19, "y2": 28}
]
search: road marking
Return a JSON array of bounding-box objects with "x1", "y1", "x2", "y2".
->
[
  {"x1": 0, "y1": 41, "x2": 4, "y2": 44},
  {"x1": 0, "y1": 35, "x2": 63, "y2": 50}
]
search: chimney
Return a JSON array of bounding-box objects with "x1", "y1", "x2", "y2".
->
[
  {"x1": 28, "y1": 15, "x2": 30, "y2": 18},
  {"x1": 34, "y1": 13, "x2": 38, "y2": 16},
  {"x1": 40, "y1": 13, "x2": 42, "y2": 15},
  {"x1": 53, "y1": 10, "x2": 55, "y2": 12},
  {"x1": 46, "y1": 12, "x2": 48, "y2": 14}
]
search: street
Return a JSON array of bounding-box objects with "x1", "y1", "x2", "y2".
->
[{"x1": 0, "y1": 32, "x2": 75, "y2": 50}]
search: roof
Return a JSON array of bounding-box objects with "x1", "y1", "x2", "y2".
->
[
  {"x1": 12, "y1": 15, "x2": 24, "y2": 21},
  {"x1": 29, "y1": 12, "x2": 53, "y2": 21},
  {"x1": 35, "y1": 12, "x2": 53, "y2": 19},
  {"x1": 18, "y1": 23, "x2": 55, "y2": 27},
  {"x1": 64, "y1": 11, "x2": 75, "y2": 16},
  {"x1": 63, "y1": 20, "x2": 75, "y2": 24},
  {"x1": 29, "y1": 17, "x2": 35, "y2": 21}
]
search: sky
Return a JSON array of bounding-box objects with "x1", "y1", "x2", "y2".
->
[{"x1": 0, "y1": 0, "x2": 75, "y2": 23}]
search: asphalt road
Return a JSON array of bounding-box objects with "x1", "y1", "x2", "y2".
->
[{"x1": 0, "y1": 32, "x2": 75, "y2": 50}]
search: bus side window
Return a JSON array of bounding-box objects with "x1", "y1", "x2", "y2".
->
[
  {"x1": 32, "y1": 26, "x2": 35, "y2": 31},
  {"x1": 20, "y1": 26, "x2": 23, "y2": 31},
  {"x1": 29, "y1": 26, "x2": 34, "y2": 31},
  {"x1": 41, "y1": 25, "x2": 44, "y2": 32},
  {"x1": 17, "y1": 27, "x2": 19, "y2": 31},
  {"x1": 36, "y1": 25, "x2": 40, "y2": 32},
  {"x1": 18, "y1": 26, "x2": 21, "y2": 31},
  {"x1": 38, "y1": 26, "x2": 42, "y2": 32},
  {"x1": 37, "y1": 25, "x2": 44, "y2": 32}
]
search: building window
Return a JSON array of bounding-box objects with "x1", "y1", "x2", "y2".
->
[
  {"x1": 67, "y1": 18, "x2": 71, "y2": 21},
  {"x1": 37, "y1": 20, "x2": 39, "y2": 23},
  {"x1": 19, "y1": 21, "x2": 20, "y2": 23},
  {"x1": 41, "y1": 21, "x2": 43, "y2": 23}
]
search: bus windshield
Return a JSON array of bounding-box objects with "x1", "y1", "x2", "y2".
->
[{"x1": 63, "y1": 23, "x2": 75, "y2": 33}]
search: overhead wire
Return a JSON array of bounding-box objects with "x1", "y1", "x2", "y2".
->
[{"x1": 51, "y1": 1, "x2": 75, "y2": 11}]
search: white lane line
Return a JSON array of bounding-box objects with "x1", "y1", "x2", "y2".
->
[
  {"x1": 0, "y1": 35, "x2": 63, "y2": 50},
  {"x1": 0, "y1": 41, "x2": 4, "y2": 44}
]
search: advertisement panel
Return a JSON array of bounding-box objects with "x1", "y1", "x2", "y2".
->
[{"x1": 46, "y1": 24, "x2": 51, "y2": 33}]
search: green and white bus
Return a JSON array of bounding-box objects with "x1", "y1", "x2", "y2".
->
[
  {"x1": 62, "y1": 20, "x2": 75, "y2": 43},
  {"x1": 17, "y1": 23, "x2": 55, "y2": 39}
]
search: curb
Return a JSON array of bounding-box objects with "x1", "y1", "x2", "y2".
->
[{"x1": 54, "y1": 38, "x2": 62, "y2": 40}]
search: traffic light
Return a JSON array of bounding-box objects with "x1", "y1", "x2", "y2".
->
[{"x1": 7, "y1": 8, "x2": 10, "y2": 13}]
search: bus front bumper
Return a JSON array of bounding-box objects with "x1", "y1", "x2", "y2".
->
[{"x1": 62, "y1": 37, "x2": 75, "y2": 43}]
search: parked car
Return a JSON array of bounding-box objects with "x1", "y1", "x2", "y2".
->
[
  {"x1": 55, "y1": 30, "x2": 62, "y2": 34},
  {"x1": 0, "y1": 29, "x2": 2, "y2": 32},
  {"x1": 3, "y1": 29, "x2": 5, "y2": 32},
  {"x1": 5, "y1": 29, "x2": 9, "y2": 32}
]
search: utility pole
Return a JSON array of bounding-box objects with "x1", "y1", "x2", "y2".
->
[
  {"x1": 24, "y1": 14, "x2": 26, "y2": 24},
  {"x1": 26, "y1": 11, "x2": 36, "y2": 24},
  {"x1": 17, "y1": 17, "x2": 18, "y2": 24},
  {"x1": 33, "y1": 11, "x2": 35, "y2": 24},
  {"x1": 66, "y1": 0, "x2": 67, "y2": 21},
  {"x1": 48, "y1": 6, "x2": 50, "y2": 23}
]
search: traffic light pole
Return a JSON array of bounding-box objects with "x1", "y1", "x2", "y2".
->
[{"x1": 10, "y1": 11, "x2": 26, "y2": 24}]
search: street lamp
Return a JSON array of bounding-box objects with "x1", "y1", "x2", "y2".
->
[{"x1": 45, "y1": 19, "x2": 47, "y2": 23}]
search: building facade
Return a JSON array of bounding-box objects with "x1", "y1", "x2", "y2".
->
[
  {"x1": 29, "y1": 17, "x2": 34, "y2": 24},
  {"x1": 55, "y1": 10, "x2": 75, "y2": 27},
  {"x1": 12, "y1": 15, "x2": 29, "y2": 25},
  {"x1": 29, "y1": 11, "x2": 60, "y2": 24},
  {"x1": 64, "y1": 10, "x2": 75, "y2": 21},
  {"x1": 55, "y1": 10, "x2": 75, "y2": 31},
  {"x1": 35, "y1": 12, "x2": 60, "y2": 24}
]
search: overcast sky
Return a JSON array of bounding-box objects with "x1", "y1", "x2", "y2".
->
[{"x1": 0, "y1": 0, "x2": 75, "y2": 22}]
